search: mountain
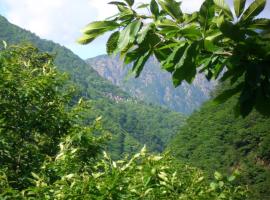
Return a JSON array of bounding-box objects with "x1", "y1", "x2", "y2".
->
[
  {"x1": 0, "y1": 15, "x2": 185, "y2": 158},
  {"x1": 86, "y1": 55, "x2": 216, "y2": 114},
  {"x1": 168, "y1": 83, "x2": 270, "y2": 200}
]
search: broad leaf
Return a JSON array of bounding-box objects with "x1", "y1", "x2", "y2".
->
[
  {"x1": 77, "y1": 34, "x2": 96, "y2": 45},
  {"x1": 173, "y1": 42, "x2": 198, "y2": 85},
  {"x1": 249, "y1": 18, "x2": 270, "y2": 30},
  {"x1": 137, "y1": 3, "x2": 149, "y2": 9},
  {"x1": 214, "y1": 82, "x2": 244, "y2": 104},
  {"x1": 241, "y1": 0, "x2": 266, "y2": 22},
  {"x1": 234, "y1": 0, "x2": 246, "y2": 18},
  {"x1": 199, "y1": 0, "x2": 215, "y2": 30},
  {"x1": 150, "y1": 0, "x2": 160, "y2": 18},
  {"x1": 124, "y1": 0, "x2": 134, "y2": 6},
  {"x1": 137, "y1": 23, "x2": 154, "y2": 44},
  {"x1": 118, "y1": 20, "x2": 142, "y2": 50},
  {"x1": 158, "y1": 0, "x2": 182, "y2": 21},
  {"x1": 214, "y1": 0, "x2": 233, "y2": 20},
  {"x1": 81, "y1": 21, "x2": 119, "y2": 35},
  {"x1": 106, "y1": 31, "x2": 120, "y2": 55},
  {"x1": 132, "y1": 50, "x2": 151, "y2": 77},
  {"x1": 108, "y1": 1, "x2": 127, "y2": 6}
]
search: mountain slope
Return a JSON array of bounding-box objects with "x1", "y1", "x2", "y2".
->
[
  {"x1": 0, "y1": 15, "x2": 185, "y2": 158},
  {"x1": 87, "y1": 55, "x2": 216, "y2": 114},
  {"x1": 168, "y1": 84, "x2": 270, "y2": 200}
]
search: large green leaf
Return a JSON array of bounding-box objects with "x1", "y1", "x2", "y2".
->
[
  {"x1": 241, "y1": 0, "x2": 266, "y2": 22},
  {"x1": 77, "y1": 34, "x2": 97, "y2": 45},
  {"x1": 162, "y1": 42, "x2": 187, "y2": 72},
  {"x1": 150, "y1": 0, "x2": 160, "y2": 18},
  {"x1": 199, "y1": 0, "x2": 215, "y2": 30},
  {"x1": 214, "y1": 0, "x2": 233, "y2": 20},
  {"x1": 118, "y1": 20, "x2": 142, "y2": 50},
  {"x1": 132, "y1": 50, "x2": 151, "y2": 77},
  {"x1": 108, "y1": 1, "x2": 127, "y2": 6},
  {"x1": 179, "y1": 24, "x2": 201, "y2": 40},
  {"x1": 137, "y1": 23, "x2": 154, "y2": 44},
  {"x1": 172, "y1": 42, "x2": 198, "y2": 86},
  {"x1": 81, "y1": 21, "x2": 119, "y2": 35},
  {"x1": 214, "y1": 82, "x2": 244, "y2": 104},
  {"x1": 106, "y1": 31, "x2": 120, "y2": 55},
  {"x1": 158, "y1": 0, "x2": 182, "y2": 21},
  {"x1": 234, "y1": 0, "x2": 246, "y2": 18},
  {"x1": 124, "y1": 0, "x2": 134, "y2": 6},
  {"x1": 249, "y1": 18, "x2": 270, "y2": 30}
]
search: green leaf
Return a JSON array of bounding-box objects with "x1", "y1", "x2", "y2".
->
[
  {"x1": 81, "y1": 21, "x2": 119, "y2": 35},
  {"x1": 179, "y1": 24, "x2": 201, "y2": 40},
  {"x1": 199, "y1": 0, "x2": 215, "y2": 29},
  {"x1": 106, "y1": 31, "x2": 120, "y2": 55},
  {"x1": 172, "y1": 42, "x2": 197, "y2": 86},
  {"x1": 234, "y1": 0, "x2": 246, "y2": 18},
  {"x1": 214, "y1": 0, "x2": 233, "y2": 20},
  {"x1": 157, "y1": 0, "x2": 182, "y2": 21},
  {"x1": 137, "y1": 23, "x2": 154, "y2": 44},
  {"x1": 132, "y1": 50, "x2": 151, "y2": 77},
  {"x1": 124, "y1": 0, "x2": 134, "y2": 6},
  {"x1": 137, "y1": 3, "x2": 149, "y2": 9},
  {"x1": 241, "y1": 0, "x2": 266, "y2": 22},
  {"x1": 150, "y1": 0, "x2": 160, "y2": 18},
  {"x1": 248, "y1": 18, "x2": 270, "y2": 30},
  {"x1": 214, "y1": 171, "x2": 223, "y2": 180},
  {"x1": 162, "y1": 42, "x2": 187, "y2": 72},
  {"x1": 214, "y1": 83, "x2": 244, "y2": 104},
  {"x1": 118, "y1": 20, "x2": 142, "y2": 50},
  {"x1": 77, "y1": 34, "x2": 96, "y2": 45},
  {"x1": 108, "y1": 1, "x2": 127, "y2": 6}
]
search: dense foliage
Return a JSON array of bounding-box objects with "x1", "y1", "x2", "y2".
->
[
  {"x1": 0, "y1": 15, "x2": 185, "y2": 156},
  {"x1": 0, "y1": 44, "x2": 247, "y2": 199},
  {"x1": 79, "y1": 0, "x2": 270, "y2": 117},
  {"x1": 169, "y1": 83, "x2": 270, "y2": 199}
]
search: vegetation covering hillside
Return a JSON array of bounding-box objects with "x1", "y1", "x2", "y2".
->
[
  {"x1": 87, "y1": 55, "x2": 215, "y2": 114},
  {"x1": 0, "y1": 15, "x2": 185, "y2": 157},
  {"x1": 0, "y1": 44, "x2": 246, "y2": 200},
  {"x1": 169, "y1": 84, "x2": 270, "y2": 199}
]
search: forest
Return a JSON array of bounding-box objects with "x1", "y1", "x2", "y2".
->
[{"x1": 0, "y1": 0, "x2": 270, "y2": 199}]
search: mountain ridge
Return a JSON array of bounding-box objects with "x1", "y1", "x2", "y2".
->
[{"x1": 87, "y1": 54, "x2": 216, "y2": 114}]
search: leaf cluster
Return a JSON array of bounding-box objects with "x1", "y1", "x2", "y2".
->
[{"x1": 78, "y1": 0, "x2": 270, "y2": 117}]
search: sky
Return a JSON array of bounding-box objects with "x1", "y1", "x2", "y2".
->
[{"x1": 0, "y1": 0, "x2": 269, "y2": 59}]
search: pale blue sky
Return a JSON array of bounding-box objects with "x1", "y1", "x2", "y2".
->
[{"x1": 0, "y1": 0, "x2": 269, "y2": 59}]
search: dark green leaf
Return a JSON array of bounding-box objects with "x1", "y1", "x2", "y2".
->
[
  {"x1": 241, "y1": 0, "x2": 266, "y2": 22},
  {"x1": 132, "y1": 50, "x2": 151, "y2": 77},
  {"x1": 106, "y1": 31, "x2": 120, "y2": 55},
  {"x1": 214, "y1": 0, "x2": 233, "y2": 20},
  {"x1": 214, "y1": 82, "x2": 244, "y2": 104},
  {"x1": 137, "y1": 3, "x2": 149, "y2": 9},
  {"x1": 124, "y1": 0, "x2": 134, "y2": 6},
  {"x1": 118, "y1": 20, "x2": 142, "y2": 50},
  {"x1": 158, "y1": 0, "x2": 182, "y2": 21},
  {"x1": 249, "y1": 18, "x2": 270, "y2": 30},
  {"x1": 81, "y1": 21, "x2": 119, "y2": 35},
  {"x1": 150, "y1": 0, "x2": 160, "y2": 18},
  {"x1": 172, "y1": 42, "x2": 198, "y2": 86},
  {"x1": 108, "y1": 1, "x2": 127, "y2": 6},
  {"x1": 137, "y1": 23, "x2": 154, "y2": 44},
  {"x1": 234, "y1": 0, "x2": 246, "y2": 18}
]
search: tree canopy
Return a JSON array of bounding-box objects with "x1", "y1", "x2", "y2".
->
[{"x1": 78, "y1": 0, "x2": 270, "y2": 117}]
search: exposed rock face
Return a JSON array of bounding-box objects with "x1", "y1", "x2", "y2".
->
[{"x1": 86, "y1": 55, "x2": 216, "y2": 114}]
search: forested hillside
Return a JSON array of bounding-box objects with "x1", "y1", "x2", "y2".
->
[
  {"x1": 169, "y1": 84, "x2": 270, "y2": 199},
  {"x1": 0, "y1": 44, "x2": 245, "y2": 199},
  {"x1": 0, "y1": 15, "x2": 185, "y2": 157},
  {"x1": 87, "y1": 55, "x2": 215, "y2": 114}
]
